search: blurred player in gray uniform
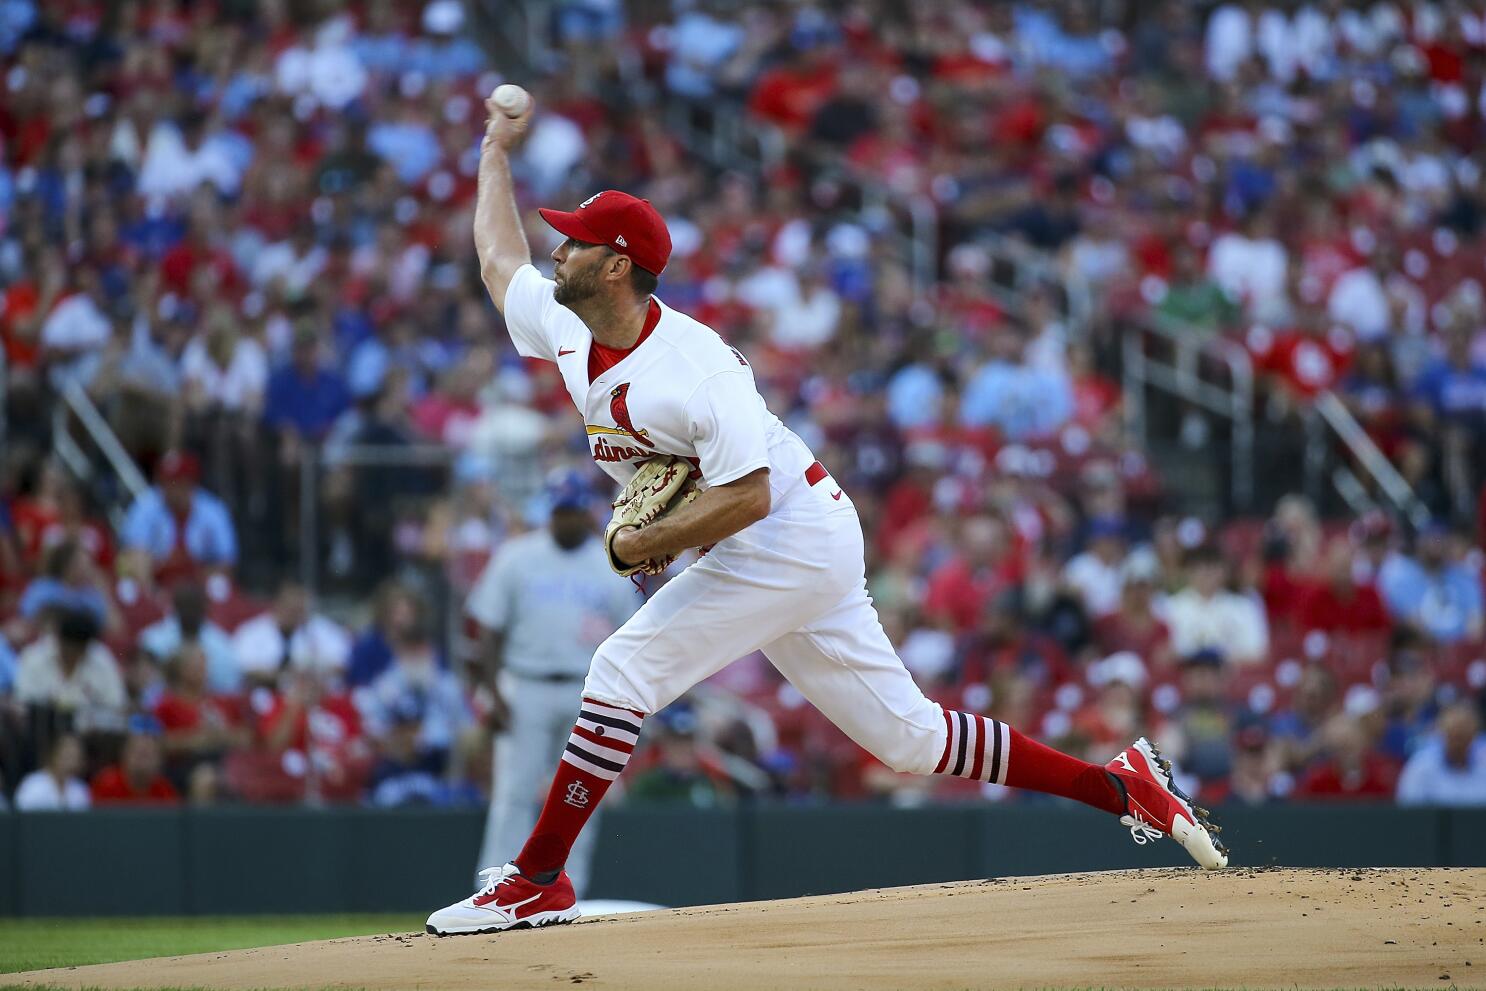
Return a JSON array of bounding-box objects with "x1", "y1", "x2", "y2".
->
[{"x1": 466, "y1": 469, "x2": 639, "y2": 895}]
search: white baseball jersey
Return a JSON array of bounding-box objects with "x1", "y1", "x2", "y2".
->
[
  {"x1": 497, "y1": 260, "x2": 951, "y2": 791},
  {"x1": 503, "y1": 264, "x2": 818, "y2": 507}
]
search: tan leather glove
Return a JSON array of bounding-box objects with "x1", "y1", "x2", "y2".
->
[{"x1": 604, "y1": 455, "x2": 700, "y2": 577}]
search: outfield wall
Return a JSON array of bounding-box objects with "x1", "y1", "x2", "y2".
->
[{"x1": 2, "y1": 803, "x2": 1482, "y2": 916}]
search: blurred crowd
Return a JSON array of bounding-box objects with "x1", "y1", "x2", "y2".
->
[{"x1": 2, "y1": 0, "x2": 1486, "y2": 813}]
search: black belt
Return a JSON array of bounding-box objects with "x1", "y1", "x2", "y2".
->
[{"x1": 507, "y1": 670, "x2": 586, "y2": 683}]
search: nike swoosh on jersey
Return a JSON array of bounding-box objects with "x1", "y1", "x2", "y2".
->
[
  {"x1": 558, "y1": 348, "x2": 576, "y2": 356},
  {"x1": 831, "y1": 490, "x2": 843, "y2": 501}
]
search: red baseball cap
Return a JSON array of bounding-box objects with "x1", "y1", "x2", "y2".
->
[
  {"x1": 157, "y1": 450, "x2": 200, "y2": 484},
  {"x1": 538, "y1": 190, "x2": 671, "y2": 276}
]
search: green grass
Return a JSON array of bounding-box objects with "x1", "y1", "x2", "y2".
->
[{"x1": 0, "y1": 915, "x2": 420, "y2": 975}]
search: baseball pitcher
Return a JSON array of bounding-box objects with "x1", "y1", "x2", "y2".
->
[{"x1": 427, "y1": 88, "x2": 1227, "y2": 936}]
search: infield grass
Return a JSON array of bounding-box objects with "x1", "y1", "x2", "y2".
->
[{"x1": 0, "y1": 915, "x2": 420, "y2": 975}]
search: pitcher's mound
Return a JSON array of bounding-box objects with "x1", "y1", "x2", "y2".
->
[{"x1": 13, "y1": 867, "x2": 1486, "y2": 990}]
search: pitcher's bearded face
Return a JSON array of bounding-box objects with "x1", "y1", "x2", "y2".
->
[{"x1": 552, "y1": 239, "x2": 607, "y2": 305}]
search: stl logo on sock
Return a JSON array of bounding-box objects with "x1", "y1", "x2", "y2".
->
[{"x1": 563, "y1": 781, "x2": 591, "y2": 808}]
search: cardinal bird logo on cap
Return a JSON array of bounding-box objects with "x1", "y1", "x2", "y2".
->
[{"x1": 609, "y1": 383, "x2": 654, "y2": 448}]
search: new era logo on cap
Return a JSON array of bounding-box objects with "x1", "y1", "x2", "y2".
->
[{"x1": 538, "y1": 190, "x2": 671, "y2": 275}]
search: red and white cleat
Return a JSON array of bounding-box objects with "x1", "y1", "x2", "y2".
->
[
  {"x1": 1106, "y1": 738, "x2": 1229, "y2": 870},
  {"x1": 425, "y1": 863, "x2": 580, "y2": 936}
]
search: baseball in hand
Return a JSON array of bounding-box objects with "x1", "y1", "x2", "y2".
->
[{"x1": 490, "y1": 84, "x2": 531, "y2": 118}]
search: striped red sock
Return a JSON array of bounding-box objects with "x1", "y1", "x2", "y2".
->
[
  {"x1": 515, "y1": 698, "x2": 644, "y2": 876},
  {"x1": 933, "y1": 710, "x2": 1125, "y2": 815}
]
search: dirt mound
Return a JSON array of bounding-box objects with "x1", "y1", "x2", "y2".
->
[{"x1": 13, "y1": 868, "x2": 1485, "y2": 990}]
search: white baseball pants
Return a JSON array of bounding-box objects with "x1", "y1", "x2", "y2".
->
[{"x1": 585, "y1": 476, "x2": 948, "y2": 775}]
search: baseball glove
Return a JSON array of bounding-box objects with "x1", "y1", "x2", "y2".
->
[{"x1": 605, "y1": 454, "x2": 700, "y2": 577}]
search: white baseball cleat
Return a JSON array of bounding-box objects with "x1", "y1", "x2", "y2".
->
[
  {"x1": 426, "y1": 863, "x2": 580, "y2": 936},
  {"x1": 1106, "y1": 737, "x2": 1229, "y2": 870}
]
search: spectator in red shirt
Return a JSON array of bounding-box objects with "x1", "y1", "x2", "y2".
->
[
  {"x1": 0, "y1": 251, "x2": 57, "y2": 375},
  {"x1": 90, "y1": 729, "x2": 180, "y2": 805},
  {"x1": 1244, "y1": 298, "x2": 1354, "y2": 407},
  {"x1": 748, "y1": 36, "x2": 840, "y2": 134},
  {"x1": 1294, "y1": 714, "x2": 1398, "y2": 801},
  {"x1": 410, "y1": 353, "x2": 490, "y2": 446},
  {"x1": 154, "y1": 643, "x2": 246, "y2": 772},
  {"x1": 250, "y1": 670, "x2": 370, "y2": 802},
  {"x1": 923, "y1": 513, "x2": 1021, "y2": 634},
  {"x1": 873, "y1": 442, "x2": 941, "y2": 560},
  {"x1": 159, "y1": 209, "x2": 241, "y2": 300},
  {"x1": 1261, "y1": 494, "x2": 1325, "y2": 626},
  {"x1": 1294, "y1": 540, "x2": 1391, "y2": 634},
  {"x1": 10, "y1": 459, "x2": 74, "y2": 566}
]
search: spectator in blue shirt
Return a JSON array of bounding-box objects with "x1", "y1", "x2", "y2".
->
[
  {"x1": 138, "y1": 582, "x2": 241, "y2": 694},
  {"x1": 1411, "y1": 325, "x2": 1486, "y2": 426},
  {"x1": 886, "y1": 362, "x2": 944, "y2": 431},
  {"x1": 1397, "y1": 702, "x2": 1486, "y2": 806},
  {"x1": 0, "y1": 630, "x2": 16, "y2": 696},
  {"x1": 366, "y1": 695, "x2": 448, "y2": 807},
  {"x1": 1378, "y1": 523, "x2": 1484, "y2": 644},
  {"x1": 347, "y1": 580, "x2": 423, "y2": 688},
  {"x1": 18, "y1": 538, "x2": 111, "y2": 631},
  {"x1": 961, "y1": 328, "x2": 1073, "y2": 440},
  {"x1": 356, "y1": 621, "x2": 471, "y2": 761},
  {"x1": 264, "y1": 322, "x2": 350, "y2": 443},
  {"x1": 120, "y1": 451, "x2": 238, "y2": 585},
  {"x1": 366, "y1": 106, "x2": 441, "y2": 185},
  {"x1": 1378, "y1": 632, "x2": 1440, "y2": 762}
]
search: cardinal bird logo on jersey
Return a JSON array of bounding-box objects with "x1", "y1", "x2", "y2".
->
[{"x1": 608, "y1": 383, "x2": 654, "y2": 448}]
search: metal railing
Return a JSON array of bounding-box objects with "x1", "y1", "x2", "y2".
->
[
  {"x1": 973, "y1": 231, "x2": 1095, "y2": 346},
  {"x1": 657, "y1": 96, "x2": 941, "y2": 296},
  {"x1": 51, "y1": 380, "x2": 149, "y2": 527},
  {"x1": 468, "y1": 0, "x2": 556, "y2": 75},
  {"x1": 1122, "y1": 317, "x2": 1256, "y2": 512},
  {"x1": 662, "y1": 100, "x2": 787, "y2": 175},
  {"x1": 297, "y1": 442, "x2": 459, "y2": 593},
  {"x1": 1308, "y1": 390, "x2": 1431, "y2": 528},
  {"x1": 853, "y1": 181, "x2": 939, "y2": 297},
  {"x1": 297, "y1": 441, "x2": 465, "y2": 659}
]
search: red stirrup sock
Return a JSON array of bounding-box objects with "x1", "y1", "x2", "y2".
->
[
  {"x1": 933, "y1": 710, "x2": 1126, "y2": 815},
  {"x1": 515, "y1": 698, "x2": 644, "y2": 878}
]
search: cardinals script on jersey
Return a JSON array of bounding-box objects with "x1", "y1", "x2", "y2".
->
[{"x1": 503, "y1": 265, "x2": 817, "y2": 502}]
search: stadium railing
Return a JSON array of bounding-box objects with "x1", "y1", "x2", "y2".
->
[
  {"x1": 51, "y1": 379, "x2": 150, "y2": 530},
  {"x1": 1122, "y1": 313, "x2": 1256, "y2": 514},
  {"x1": 1308, "y1": 390, "x2": 1431, "y2": 529}
]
